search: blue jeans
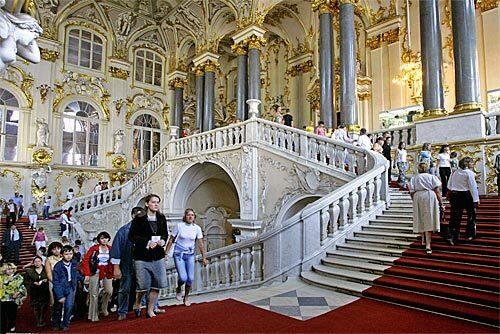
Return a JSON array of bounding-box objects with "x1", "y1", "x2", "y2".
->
[
  {"x1": 43, "y1": 206, "x2": 50, "y2": 219},
  {"x1": 117, "y1": 273, "x2": 132, "y2": 316},
  {"x1": 173, "y1": 245, "x2": 195, "y2": 287},
  {"x1": 52, "y1": 288, "x2": 75, "y2": 329}
]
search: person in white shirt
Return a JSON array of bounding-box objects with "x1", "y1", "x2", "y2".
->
[
  {"x1": 165, "y1": 208, "x2": 207, "y2": 307},
  {"x1": 357, "y1": 128, "x2": 372, "y2": 150},
  {"x1": 66, "y1": 188, "x2": 74, "y2": 202},
  {"x1": 332, "y1": 124, "x2": 353, "y2": 143},
  {"x1": 394, "y1": 142, "x2": 408, "y2": 189},
  {"x1": 447, "y1": 157, "x2": 479, "y2": 244},
  {"x1": 437, "y1": 145, "x2": 452, "y2": 197},
  {"x1": 60, "y1": 209, "x2": 73, "y2": 238},
  {"x1": 43, "y1": 196, "x2": 51, "y2": 220}
]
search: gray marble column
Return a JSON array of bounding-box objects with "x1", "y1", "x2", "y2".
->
[
  {"x1": 319, "y1": 11, "x2": 334, "y2": 128},
  {"x1": 420, "y1": 0, "x2": 445, "y2": 115},
  {"x1": 339, "y1": 2, "x2": 357, "y2": 126},
  {"x1": 203, "y1": 70, "x2": 216, "y2": 131},
  {"x1": 248, "y1": 47, "x2": 261, "y2": 116},
  {"x1": 237, "y1": 53, "x2": 248, "y2": 120},
  {"x1": 195, "y1": 71, "x2": 204, "y2": 131},
  {"x1": 174, "y1": 86, "x2": 184, "y2": 132},
  {"x1": 451, "y1": 0, "x2": 481, "y2": 112}
]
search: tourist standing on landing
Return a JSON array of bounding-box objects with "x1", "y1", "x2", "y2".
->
[
  {"x1": 166, "y1": 208, "x2": 207, "y2": 307},
  {"x1": 129, "y1": 194, "x2": 168, "y2": 318}
]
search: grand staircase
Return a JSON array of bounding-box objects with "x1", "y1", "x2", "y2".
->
[
  {"x1": 302, "y1": 188, "x2": 500, "y2": 327},
  {"x1": 0, "y1": 217, "x2": 36, "y2": 268}
]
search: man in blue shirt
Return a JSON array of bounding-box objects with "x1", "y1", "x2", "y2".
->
[
  {"x1": 110, "y1": 207, "x2": 145, "y2": 321},
  {"x1": 11, "y1": 192, "x2": 22, "y2": 219}
]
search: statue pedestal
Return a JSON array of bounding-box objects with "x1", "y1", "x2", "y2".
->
[
  {"x1": 415, "y1": 111, "x2": 486, "y2": 143},
  {"x1": 228, "y1": 219, "x2": 262, "y2": 243}
]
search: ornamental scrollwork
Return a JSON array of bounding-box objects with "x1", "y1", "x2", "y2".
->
[
  {"x1": 54, "y1": 170, "x2": 100, "y2": 206},
  {"x1": 0, "y1": 169, "x2": 22, "y2": 193}
]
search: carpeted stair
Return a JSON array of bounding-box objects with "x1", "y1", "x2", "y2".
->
[
  {"x1": 302, "y1": 187, "x2": 500, "y2": 327},
  {"x1": 0, "y1": 217, "x2": 37, "y2": 268}
]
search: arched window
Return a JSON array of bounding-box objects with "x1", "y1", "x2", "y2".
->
[
  {"x1": 132, "y1": 114, "x2": 161, "y2": 169},
  {"x1": 0, "y1": 88, "x2": 19, "y2": 161},
  {"x1": 134, "y1": 50, "x2": 163, "y2": 87},
  {"x1": 62, "y1": 101, "x2": 99, "y2": 166},
  {"x1": 67, "y1": 28, "x2": 104, "y2": 71}
]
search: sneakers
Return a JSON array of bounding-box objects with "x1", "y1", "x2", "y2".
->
[
  {"x1": 447, "y1": 238, "x2": 455, "y2": 246},
  {"x1": 118, "y1": 314, "x2": 126, "y2": 321}
]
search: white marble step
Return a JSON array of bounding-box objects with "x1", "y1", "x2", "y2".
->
[
  {"x1": 313, "y1": 264, "x2": 380, "y2": 284},
  {"x1": 336, "y1": 243, "x2": 406, "y2": 256},
  {"x1": 345, "y1": 236, "x2": 413, "y2": 248},
  {"x1": 363, "y1": 225, "x2": 414, "y2": 233},
  {"x1": 383, "y1": 210, "x2": 413, "y2": 216},
  {"x1": 327, "y1": 250, "x2": 397, "y2": 265},
  {"x1": 322, "y1": 257, "x2": 390, "y2": 274},
  {"x1": 376, "y1": 215, "x2": 413, "y2": 221},
  {"x1": 354, "y1": 230, "x2": 419, "y2": 241},
  {"x1": 301, "y1": 270, "x2": 370, "y2": 295},
  {"x1": 369, "y1": 220, "x2": 413, "y2": 227},
  {"x1": 389, "y1": 204, "x2": 413, "y2": 209}
]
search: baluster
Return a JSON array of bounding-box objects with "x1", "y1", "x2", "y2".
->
[
  {"x1": 407, "y1": 128, "x2": 412, "y2": 146},
  {"x1": 309, "y1": 138, "x2": 318, "y2": 161},
  {"x1": 356, "y1": 153, "x2": 366, "y2": 175},
  {"x1": 318, "y1": 143, "x2": 327, "y2": 164},
  {"x1": 223, "y1": 129, "x2": 228, "y2": 147},
  {"x1": 211, "y1": 256, "x2": 220, "y2": 288},
  {"x1": 489, "y1": 115, "x2": 498, "y2": 136},
  {"x1": 320, "y1": 207, "x2": 330, "y2": 244},
  {"x1": 229, "y1": 250, "x2": 241, "y2": 285},
  {"x1": 292, "y1": 132, "x2": 299, "y2": 154},
  {"x1": 193, "y1": 260, "x2": 203, "y2": 292},
  {"x1": 251, "y1": 244, "x2": 262, "y2": 282},
  {"x1": 357, "y1": 183, "x2": 367, "y2": 215},
  {"x1": 398, "y1": 129, "x2": 403, "y2": 145},
  {"x1": 239, "y1": 126, "x2": 245, "y2": 143},
  {"x1": 348, "y1": 190, "x2": 359, "y2": 224},
  {"x1": 202, "y1": 260, "x2": 210, "y2": 289},
  {"x1": 366, "y1": 178, "x2": 375, "y2": 209},
  {"x1": 374, "y1": 174, "x2": 382, "y2": 204},
  {"x1": 338, "y1": 195, "x2": 350, "y2": 229},
  {"x1": 337, "y1": 147, "x2": 346, "y2": 170},
  {"x1": 330, "y1": 200, "x2": 340, "y2": 236},
  {"x1": 219, "y1": 254, "x2": 230, "y2": 287},
  {"x1": 241, "y1": 248, "x2": 252, "y2": 283}
]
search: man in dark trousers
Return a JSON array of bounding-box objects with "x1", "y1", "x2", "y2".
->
[
  {"x1": 382, "y1": 136, "x2": 393, "y2": 184},
  {"x1": 2, "y1": 223, "x2": 23, "y2": 264}
]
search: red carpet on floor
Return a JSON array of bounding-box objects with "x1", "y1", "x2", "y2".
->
[{"x1": 14, "y1": 298, "x2": 496, "y2": 333}]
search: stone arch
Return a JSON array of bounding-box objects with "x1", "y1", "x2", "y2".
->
[
  {"x1": 58, "y1": 95, "x2": 106, "y2": 120},
  {"x1": 275, "y1": 194, "x2": 322, "y2": 226}
]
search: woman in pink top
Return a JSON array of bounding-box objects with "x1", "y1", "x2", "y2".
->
[
  {"x1": 31, "y1": 227, "x2": 47, "y2": 250},
  {"x1": 315, "y1": 121, "x2": 327, "y2": 136}
]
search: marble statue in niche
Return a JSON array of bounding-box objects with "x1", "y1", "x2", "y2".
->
[
  {"x1": 0, "y1": 0, "x2": 43, "y2": 72},
  {"x1": 113, "y1": 130, "x2": 125, "y2": 155},
  {"x1": 35, "y1": 117, "x2": 50, "y2": 147},
  {"x1": 32, "y1": 165, "x2": 51, "y2": 189},
  {"x1": 116, "y1": 12, "x2": 136, "y2": 37}
]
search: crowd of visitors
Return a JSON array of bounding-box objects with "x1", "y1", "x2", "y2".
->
[{"x1": 0, "y1": 193, "x2": 207, "y2": 332}]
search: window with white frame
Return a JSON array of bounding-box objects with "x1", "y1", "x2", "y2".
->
[
  {"x1": 0, "y1": 88, "x2": 19, "y2": 161},
  {"x1": 62, "y1": 101, "x2": 100, "y2": 166},
  {"x1": 135, "y1": 50, "x2": 163, "y2": 87},
  {"x1": 132, "y1": 114, "x2": 161, "y2": 169},
  {"x1": 67, "y1": 28, "x2": 104, "y2": 71}
]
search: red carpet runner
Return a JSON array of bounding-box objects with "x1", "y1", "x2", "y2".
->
[
  {"x1": 0, "y1": 217, "x2": 37, "y2": 268},
  {"x1": 363, "y1": 195, "x2": 500, "y2": 327}
]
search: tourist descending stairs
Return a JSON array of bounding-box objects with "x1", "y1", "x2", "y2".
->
[
  {"x1": 302, "y1": 188, "x2": 500, "y2": 327},
  {"x1": 0, "y1": 217, "x2": 37, "y2": 268}
]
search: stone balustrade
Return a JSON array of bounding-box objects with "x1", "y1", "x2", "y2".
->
[
  {"x1": 63, "y1": 186, "x2": 123, "y2": 213},
  {"x1": 369, "y1": 124, "x2": 416, "y2": 146}
]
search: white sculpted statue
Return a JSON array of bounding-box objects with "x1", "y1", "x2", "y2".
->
[
  {"x1": 116, "y1": 12, "x2": 135, "y2": 37},
  {"x1": 0, "y1": 0, "x2": 43, "y2": 72},
  {"x1": 35, "y1": 117, "x2": 49, "y2": 147},
  {"x1": 32, "y1": 165, "x2": 51, "y2": 189},
  {"x1": 113, "y1": 130, "x2": 124, "y2": 154}
]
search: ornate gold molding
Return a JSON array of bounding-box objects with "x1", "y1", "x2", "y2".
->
[
  {"x1": 40, "y1": 48, "x2": 59, "y2": 62},
  {"x1": 32, "y1": 148, "x2": 53, "y2": 165},
  {"x1": 476, "y1": 0, "x2": 499, "y2": 12},
  {"x1": 192, "y1": 65, "x2": 205, "y2": 76},
  {"x1": 367, "y1": 27, "x2": 400, "y2": 49},
  {"x1": 54, "y1": 171, "x2": 100, "y2": 205},
  {"x1": 312, "y1": 0, "x2": 336, "y2": 14},
  {"x1": 0, "y1": 169, "x2": 22, "y2": 192},
  {"x1": 485, "y1": 144, "x2": 500, "y2": 193},
  {"x1": 111, "y1": 155, "x2": 127, "y2": 170},
  {"x1": 454, "y1": 102, "x2": 483, "y2": 114},
  {"x1": 231, "y1": 42, "x2": 248, "y2": 55},
  {"x1": 109, "y1": 171, "x2": 127, "y2": 186},
  {"x1": 245, "y1": 34, "x2": 267, "y2": 50},
  {"x1": 109, "y1": 67, "x2": 130, "y2": 80},
  {"x1": 201, "y1": 59, "x2": 220, "y2": 73},
  {"x1": 286, "y1": 60, "x2": 314, "y2": 77},
  {"x1": 346, "y1": 124, "x2": 361, "y2": 133}
]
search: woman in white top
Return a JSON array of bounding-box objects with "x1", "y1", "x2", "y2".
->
[
  {"x1": 59, "y1": 209, "x2": 72, "y2": 238},
  {"x1": 437, "y1": 145, "x2": 452, "y2": 197},
  {"x1": 394, "y1": 142, "x2": 408, "y2": 188},
  {"x1": 165, "y1": 209, "x2": 207, "y2": 307},
  {"x1": 409, "y1": 162, "x2": 444, "y2": 254}
]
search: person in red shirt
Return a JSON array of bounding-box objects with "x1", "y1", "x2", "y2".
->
[{"x1": 82, "y1": 231, "x2": 113, "y2": 322}]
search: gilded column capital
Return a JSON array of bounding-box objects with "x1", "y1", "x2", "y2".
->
[
  {"x1": 312, "y1": 0, "x2": 335, "y2": 14},
  {"x1": 192, "y1": 64, "x2": 205, "y2": 76},
  {"x1": 231, "y1": 42, "x2": 248, "y2": 55},
  {"x1": 168, "y1": 77, "x2": 187, "y2": 89},
  {"x1": 201, "y1": 59, "x2": 220, "y2": 73},
  {"x1": 339, "y1": 0, "x2": 357, "y2": 5},
  {"x1": 244, "y1": 35, "x2": 267, "y2": 50}
]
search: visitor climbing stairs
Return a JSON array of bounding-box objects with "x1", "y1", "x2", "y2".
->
[
  {"x1": 0, "y1": 217, "x2": 37, "y2": 268},
  {"x1": 302, "y1": 188, "x2": 500, "y2": 327}
]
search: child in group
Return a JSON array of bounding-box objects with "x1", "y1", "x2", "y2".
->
[
  {"x1": 51, "y1": 245, "x2": 77, "y2": 331},
  {"x1": 37, "y1": 246, "x2": 47, "y2": 265},
  {"x1": 450, "y1": 151, "x2": 459, "y2": 171}
]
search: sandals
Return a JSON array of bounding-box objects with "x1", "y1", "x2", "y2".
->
[{"x1": 425, "y1": 248, "x2": 432, "y2": 255}]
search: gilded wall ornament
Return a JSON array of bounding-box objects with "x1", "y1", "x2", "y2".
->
[
  {"x1": 168, "y1": 77, "x2": 187, "y2": 89},
  {"x1": 54, "y1": 170, "x2": 100, "y2": 205},
  {"x1": 109, "y1": 67, "x2": 129, "y2": 80},
  {"x1": 476, "y1": 0, "x2": 499, "y2": 12},
  {"x1": 32, "y1": 147, "x2": 53, "y2": 164},
  {"x1": 109, "y1": 171, "x2": 127, "y2": 186},
  {"x1": 286, "y1": 60, "x2": 314, "y2": 77},
  {"x1": 40, "y1": 48, "x2": 59, "y2": 62},
  {"x1": 484, "y1": 144, "x2": 500, "y2": 193},
  {"x1": 111, "y1": 155, "x2": 127, "y2": 170},
  {"x1": 367, "y1": 27, "x2": 400, "y2": 49},
  {"x1": 37, "y1": 84, "x2": 51, "y2": 103},
  {"x1": 0, "y1": 169, "x2": 22, "y2": 192},
  {"x1": 1, "y1": 65, "x2": 34, "y2": 108}
]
